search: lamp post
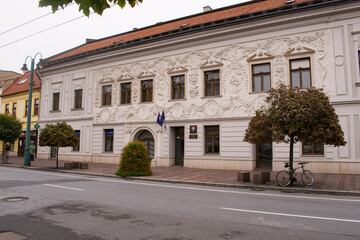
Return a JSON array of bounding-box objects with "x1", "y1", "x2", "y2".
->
[{"x1": 22, "y1": 53, "x2": 42, "y2": 166}]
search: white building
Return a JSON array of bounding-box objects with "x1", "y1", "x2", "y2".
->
[{"x1": 38, "y1": 0, "x2": 360, "y2": 174}]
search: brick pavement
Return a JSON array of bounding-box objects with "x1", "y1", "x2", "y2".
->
[{"x1": 1, "y1": 156, "x2": 359, "y2": 195}]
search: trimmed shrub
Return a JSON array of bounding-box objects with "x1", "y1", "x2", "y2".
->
[{"x1": 116, "y1": 141, "x2": 152, "y2": 177}]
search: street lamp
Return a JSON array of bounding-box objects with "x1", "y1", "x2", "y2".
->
[{"x1": 22, "y1": 53, "x2": 42, "y2": 166}]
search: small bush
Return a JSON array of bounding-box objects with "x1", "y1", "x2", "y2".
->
[{"x1": 116, "y1": 141, "x2": 152, "y2": 177}]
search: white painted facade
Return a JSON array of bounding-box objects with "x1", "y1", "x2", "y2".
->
[{"x1": 38, "y1": 1, "x2": 360, "y2": 174}]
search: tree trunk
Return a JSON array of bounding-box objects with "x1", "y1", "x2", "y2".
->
[
  {"x1": 1, "y1": 141, "x2": 5, "y2": 163},
  {"x1": 289, "y1": 136, "x2": 294, "y2": 171},
  {"x1": 56, "y1": 147, "x2": 59, "y2": 169}
]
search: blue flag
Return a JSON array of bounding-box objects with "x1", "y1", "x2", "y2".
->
[
  {"x1": 156, "y1": 112, "x2": 160, "y2": 125},
  {"x1": 160, "y1": 110, "x2": 165, "y2": 127}
]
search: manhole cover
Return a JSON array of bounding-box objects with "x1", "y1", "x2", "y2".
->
[{"x1": 1, "y1": 197, "x2": 29, "y2": 202}]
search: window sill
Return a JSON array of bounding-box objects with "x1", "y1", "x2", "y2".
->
[
  {"x1": 118, "y1": 103, "x2": 132, "y2": 106},
  {"x1": 204, "y1": 153, "x2": 220, "y2": 156},
  {"x1": 301, "y1": 154, "x2": 324, "y2": 157},
  {"x1": 100, "y1": 105, "x2": 112, "y2": 108},
  {"x1": 71, "y1": 108, "x2": 83, "y2": 111},
  {"x1": 168, "y1": 98, "x2": 187, "y2": 102},
  {"x1": 249, "y1": 91, "x2": 269, "y2": 94},
  {"x1": 140, "y1": 101, "x2": 154, "y2": 104},
  {"x1": 201, "y1": 95, "x2": 222, "y2": 99},
  {"x1": 50, "y1": 110, "x2": 61, "y2": 113}
]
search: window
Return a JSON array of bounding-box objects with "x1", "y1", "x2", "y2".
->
[
  {"x1": 52, "y1": 92, "x2": 60, "y2": 111},
  {"x1": 120, "y1": 82, "x2": 131, "y2": 104},
  {"x1": 104, "y1": 129, "x2": 114, "y2": 152},
  {"x1": 5, "y1": 104, "x2": 10, "y2": 115},
  {"x1": 73, "y1": 130, "x2": 80, "y2": 151},
  {"x1": 171, "y1": 75, "x2": 185, "y2": 100},
  {"x1": 12, "y1": 102, "x2": 17, "y2": 116},
  {"x1": 205, "y1": 126, "x2": 220, "y2": 154},
  {"x1": 25, "y1": 101, "x2": 29, "y2": 116},
  {"x1": 141, "y1": 80, "x2": 153, "y2": 102},
  {"x1": 138, "y1": 130, "x2": 155, "y2": 159},
  {"x1": 34, "y1": 99, "x2": 40, "y2": 115},
  {"x1": 102, "y1": 85, "x2": 112, "y2": 106},
  {"x1": 74, "y1": 89, "x2": 83, "y2": 109},
  {"x1": 252, "y1": 63, "x2": 271, "y2": 92},
  {"x1": 17, "y1": 78, "x2": 28, "y2": 85},
  {"x1": 303, "y1": 142, "x2": 324, "y2": 155},
  {"x1": 290, "y1": 58, "x2": 311, "y2": 88},
  {"x1": 204, "y1": 70, "x2": 220, "y2": 97}
]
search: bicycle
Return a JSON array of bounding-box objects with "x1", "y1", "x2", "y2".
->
[{"x1": 276, "y1": 161, "x2": 314, "y2": 187}]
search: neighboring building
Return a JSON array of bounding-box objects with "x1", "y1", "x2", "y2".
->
[
  {"x1": 38, "y1": 0, "x2": 360, "y2": 174},
  {"x1": 0, "y1": 70, "x2": 21, "y2": 109},
  {"x1": 0, "y1": 71, "x2": 41, "y2": 156}
]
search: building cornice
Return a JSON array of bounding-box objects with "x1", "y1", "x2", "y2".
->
[
  {"x1": 331, "y1": 100, "x2": 360, "y2": 105},
  {"x1": 39, "y1": 0, "x2": 360, "y2": 75}
]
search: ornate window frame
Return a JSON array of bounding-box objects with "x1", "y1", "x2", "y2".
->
[
  {"x1": 117, "y1": 73, "x2": 133, "y2": 105},
  {"x1": 168, "y1": 65, "x2": 188, "y2": 101},
  {"x1": 285, "y1": 46, "x2": 315, "y2": 88},
  {"x1": 200, "y1": 59, "x2": 223, "y2": 98},
  {"x1": 247, "y1": 51, "x2": 274, "y2": 93}
]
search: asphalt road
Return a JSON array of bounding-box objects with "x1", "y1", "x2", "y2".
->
[{"x1": 0, "y1": 166, "x2": 359, "y2": 240}]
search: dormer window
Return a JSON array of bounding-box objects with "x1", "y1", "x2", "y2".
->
[{"x1": 17, "y1": 78, "x2": 28, "y2": 85}]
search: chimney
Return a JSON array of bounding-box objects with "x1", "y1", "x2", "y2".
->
[
  {"x1": 86, "y1": 38, "x2": 96, "y2": 44},
  {"x1": 203, "y1": 6, "x2": 212, "y2": 12}
]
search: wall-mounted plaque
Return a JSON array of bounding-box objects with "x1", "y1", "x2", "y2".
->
[
  {"x1": 189, "y1": 134, "x2": 198, "y2": 139},
  {"x1": 190, "y1": 125, "x2": 197, "y2": 133}
]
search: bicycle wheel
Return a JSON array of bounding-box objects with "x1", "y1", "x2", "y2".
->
[
  {"x1": 301, "y1": 170, "x2": 314, "y2": 186},
  {"x1": 276, "y1": 170, "x2": 291, "y2": 187}
]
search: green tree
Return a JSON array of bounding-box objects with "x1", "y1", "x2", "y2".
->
[
  {"x1": 0, "y1": 114, "x2": 22, "y2": 160},
  {"x1": 39, "y1": 122, "x2": 79, "y2": 168},
  {"x1": 116, "y1": 141, "x2": 152, "y2": 177},
  {"x1": 39, "y1": 0, "x2": 143, "y2": 16},
  {"x1": 244, "y1": 84, "x2": 346, "y2": 172}
]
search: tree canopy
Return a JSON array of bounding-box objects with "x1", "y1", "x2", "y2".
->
[
  {"x1": 39, "y1": 0, "x2": 143, "y2": 16},
  {"x1": 39, "y1": 122, "x2": 79, "y2": 168},
  {"x1": 0, "y1": 114, "x2": 22, "y2": 144},
  {"x1": 244, "y1": 84, "x2": 346, "y2": 170}
]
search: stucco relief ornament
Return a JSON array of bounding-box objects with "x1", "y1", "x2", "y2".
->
[
  {"x1": 169, "y1": 103, "x2": 185, "y2": 119},
  {"x1": 189, "y1": 69, "x2": 199, "y2": 86},
  {"x1": 229, "y1": 76, "x2": 241, "y2": 94},
  {"x1": 189, "y1": 87, "x2": 199, "y2": 98},
  {"x1": 138, "y1": 105, "x2": 149, "y2": 120},
  {"x1": 101, "y1": 111, "x2": 111, "y2": 122},
  {"x1": 98, "y1": 68, "x2": 116, "y2": 82},
  {"x1": 204, "y1": 101, "x2": 219, "y2": 117}
]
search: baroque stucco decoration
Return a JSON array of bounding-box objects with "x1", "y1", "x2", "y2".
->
[{"x1": 92, "y1": 30, "x2": 332, "y2": 124}]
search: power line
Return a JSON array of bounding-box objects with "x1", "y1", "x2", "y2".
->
[
  {"x1": 0, "y1": 4, "x2": 115, "y2": 49},
  {"x1": 0, "y1": 15, "x2": 87, "y2": 49},
  {"x1": 0, "y1": 3, "x2": 75, "y2": 37}
]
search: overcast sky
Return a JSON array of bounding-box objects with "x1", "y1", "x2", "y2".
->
[{"x1": 0, "y1": 0, "x2": 249, "y2": 73}]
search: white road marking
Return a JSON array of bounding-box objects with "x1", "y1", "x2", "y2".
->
[
  {"x1": 2, "y1": 167, "x2": 360, "y2": 203},
  {"x1": 90, "y1": 177, "x2": 360, "y2": 203},
  {"x1": 221, "y1": 207, "x2": 360, "y2": 223},
  {"x1": 43, "y1": 184, "x2": 84, "y2": 191}
]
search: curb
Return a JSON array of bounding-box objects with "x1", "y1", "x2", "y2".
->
[{"x1": 1, "y1": 163, "x2": 360, "y2": 197}]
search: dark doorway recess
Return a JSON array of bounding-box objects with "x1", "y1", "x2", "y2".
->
[
  {"x1": 174, "y1": 127, "x2": 184, "y2": 166},
  {"x1": 256, "y1": 143, "x2": 272, "y2": 170}
]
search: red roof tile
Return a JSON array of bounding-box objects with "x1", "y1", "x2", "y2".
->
[
  {"x1": 0, "y1": 71, "x2": 41, "y2": 97},
  {"x1": 46, "y1": 0, "x2": 314, "y2": 64}
]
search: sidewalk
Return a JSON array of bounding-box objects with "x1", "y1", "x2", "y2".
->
[{"x1": 1, "y1": 156, "x2": 360, "y2": 196}]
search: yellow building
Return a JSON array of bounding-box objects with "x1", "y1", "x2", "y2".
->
[{"x1": 0, "y1": 71, "x2": 41, "y2": 156}]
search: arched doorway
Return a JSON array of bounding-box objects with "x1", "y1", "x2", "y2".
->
[{"x1": 136, "y1": 130, "x2": 155, "y2": 159}]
